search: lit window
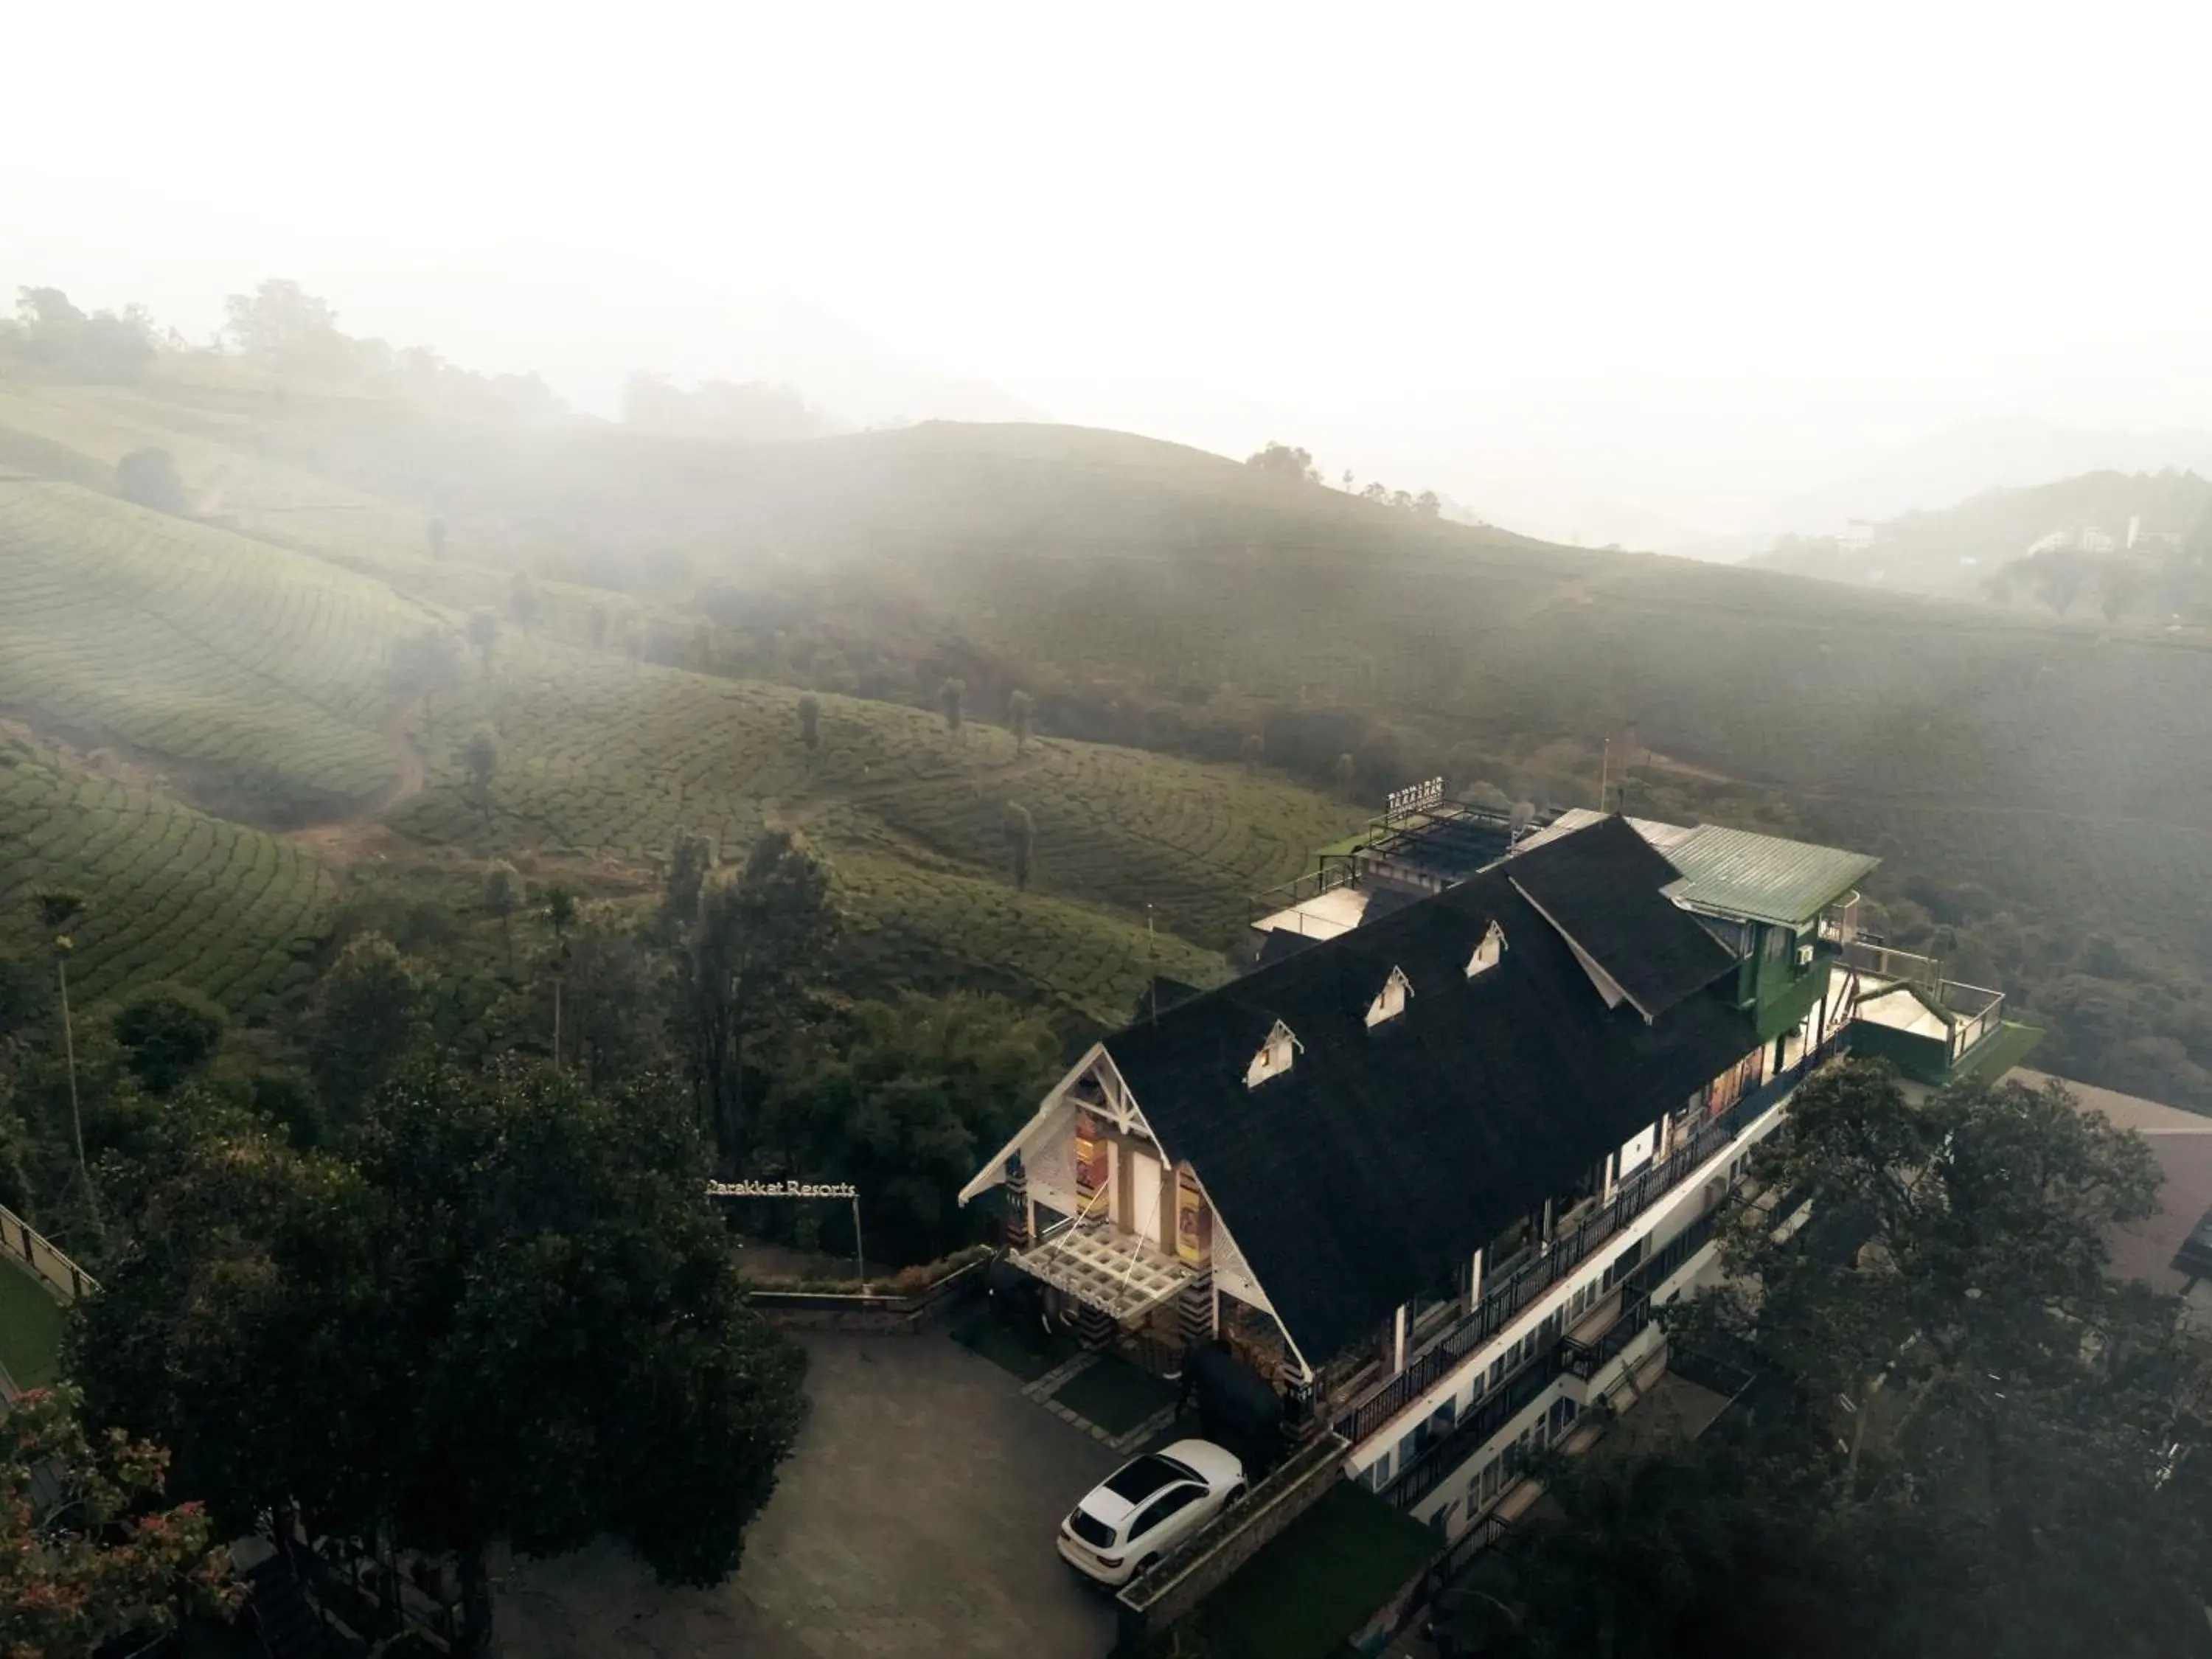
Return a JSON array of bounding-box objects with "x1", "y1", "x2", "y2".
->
[
  {"x1": 1244, "y1": 1020, "x2": 1300, "y2": 1088},
  {"x1": 1467, "y1": 919, "x2": 1507, "y2": 978},
  {"x1": 1366, "y1": 966, "x2": 1414, "y2": 1027}
]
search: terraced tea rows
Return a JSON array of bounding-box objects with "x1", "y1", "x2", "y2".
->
[
  {"x1": 836, "y1": 850, "x2": 1230, "y2": 1021},
  {"x1": 0, "y1": 739, "x2": 339, "y2": 1015},
  {"x1": 0, "y1": 481, "x2": 420, "y2": 817},
  {"x1": 394, "y1": 637, "x2": 1360, "y2": 947}
]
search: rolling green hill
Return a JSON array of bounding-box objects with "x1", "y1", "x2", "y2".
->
[
  {"x1": 0, "y1": 480, "x2": 424, "y2": 819},
  {"x1": 0, "y1": 735, "x2": 338, "y2": 1016},
  {"x1": 12, "y1": 359, "x2": 2212, "y2": 1099}
]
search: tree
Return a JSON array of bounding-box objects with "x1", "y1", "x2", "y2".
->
[
  {"x1": 587, "y1": 600, "x2": 609, "y2": 650},
  {"x1": 764, "y1": 994, "x2": 1060, "y2": 1262},
  {"x1": 116, "y1": 448, "x2": 187, "y2": 514},
  {"x1": 1333, "y1": 751, "x2": 1357, "y2": 799},
  {"x1": 30, "y1": 889, "x2": 90, "y2": 1206},
  {"x1": 623, "y1": 621, "x2": 644, "y2": 673},
  {"x1": 1652, "y1": 1061, "x2": 2208, "y2": 1659},
  {"x1": 307, "y1": 932, "x2": 424, "y2": 1116},
  {"x1": 1007, "y1": 688, "x2": 1034, "y2": 754},
  {"x1": 1360, "y1": 481, "x2": 1388, "y2": 503},
  {"x1": 1414, "y1": 490, "x2": 1441, "y2": 517},
  {"x1": 78, "y1": 1062, "x2": 810, "y2": 1659},
  {"x1": 110, "y1": 984, "x2": 226, "y2": 1096},
  {"x1": 386, "y1": 626, "x2": 467, "y2": 703},
  {"x1": 466, "y1": 607, "x2": 499, "y2": 673},
  {"x1": 10, "y1": 289, "x2": 154, "y2": 381},
  {"x1": 1, "y1": 1384, "x2": 237, "y2": 1659},
  {"x1": 482, "y1": 859, "x2": 523, "y2": 964},
  {"x1": 937, "y1": 676, "x2": 965, "y2": 735},
  {"x1": 1003, "y1": 802, "x2": 1036, "y2": 891},
  {"x1": 674, "y1": 831, "x2": 840, "y2": 1164},
  {"x1": 553, "y1": 902, "x2": 666, "y2": 1089},
  {"x1": 542, "y1": 883, "x2": 578, "y2": 1066},
  {"x1": 221, "y1": 278, "x2": 345, "y2": 366},
  {"x1": 1245, "y1": 442, "x2": 1320, "y2": 484},
  {"x1": 1240, "y1": 731, "x2": 1265, "y2": 771},
  {"x1": 797, "y1": 692, "x2": 822, "y2": 768},
  {"x1": 658, "y1": 825, "x2": 717, "y2": 938},
  {"x1": 460, "y1": 726, "x2": 499, "y2": 827}
]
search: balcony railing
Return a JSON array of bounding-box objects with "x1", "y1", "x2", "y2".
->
[
  {"x1": 1389, "y1": 1201, "x2": 1731, "y2": 1512},
  {"x1": 1328, "y1": 1033, "x2": 1844, "y2": 1447}
]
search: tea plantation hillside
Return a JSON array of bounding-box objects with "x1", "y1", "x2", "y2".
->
[
  {"x1": 0, "y1": 736, "x2": 338, "y2": 1016},
  {"x1": 0, "y1": 480, "x2": 425, "y2": 818},
  {"x1": 397, "y1": 633, "x2": 1361, "y2": 952}
]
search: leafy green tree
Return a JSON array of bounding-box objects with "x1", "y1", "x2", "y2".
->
[
  {"x1": 30, "y1": 889, "x2": 90, "y2": 1205},
  {"x1": 542, "y1": 883, "x2": 578, "y2": 1065},
  {"x1": 1008, "y1": 688, "x2": 1034, "y2": 754},
  {"x1": 658, "y1": 824, "x2": 717, "y2": 938},
  {"x1": 554, "y1": 902, "x2": 667, "y2": 1089},
  {"x1": 937, "y1": 676, "x2": 965, "y2": 734},
  {"x1": 1004, "y1": 801, "x2": 1036, "y2": 891},
  {"x1": 116, "y1": 448, "x2": 187, "y2": 513},
  {"x1": 765, "y1": 993, "x2": 1059, "y2": 1262},
  {"x1": 221, "y1": 278, "x2": 347, "y2": 368},
  {"x1": 460, "y1": 725, "x2": 499, "y2": 827},
  {"x1": 1333, "y1": 751, "x2": 1357, "y2": 799},
  {"x1": 1245, "y1": 442, "x2": 1320, "y2": 483},
  {"x1": 1414, "y1": 489, "x2": 1442, "y2": 517},
  {"x1": 675, "y1": 831, "x2": 840, "y2": 1164},
  {"x1": 482, "y1": 859, "x2": 523, "y2": 964},
  {"x1": 109, "y1": 984, "x2": 226, "y2": 1095},
  {"x1": 307, "y1": 932, "x2": 425, "y2": 1116},
  {"x1": 1240, "y1": 731, "x2": 1265, "y2": 770},
  {"x1": 797, "y1": 692, "x2": 822, "y2": 767},
  {"x1": 1, "y1": 1384, "x2": 238, "y2": 1659},
  {"x1": 77, "y1": 1060, "x2": 809, "y2": 1659}
]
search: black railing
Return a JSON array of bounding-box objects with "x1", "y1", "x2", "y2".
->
[
  {"x1": 1329, "y1": 1034, "x2": 1843, "y2": 1446},
  {"x1": 1388, "y1": 1339, "x2": 1572, "y2": 1512}
]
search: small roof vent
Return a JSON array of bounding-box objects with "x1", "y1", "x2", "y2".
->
[
  {"x1": 1467, "y1": 919, "x2": 1507, "y2": 978},
  {"x1": 1245, "y1": 1020, "x2": 1300, "y2": 1088},
  {"x1": 1366, "y1": 965, "x2": 1414, "y2": 1028}
]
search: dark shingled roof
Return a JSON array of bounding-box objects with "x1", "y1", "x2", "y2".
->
[
  {"x1": 1504, "y1": 814, "x2": 1737, "y2": 1020},
  {"x1": 1109, "y1": 818, "x2": 1753, "y2": 1362}
]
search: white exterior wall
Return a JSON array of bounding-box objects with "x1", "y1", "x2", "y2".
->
[{"x1": 1341, "y1": 1079, "x2": 1797, "y2": 1486}]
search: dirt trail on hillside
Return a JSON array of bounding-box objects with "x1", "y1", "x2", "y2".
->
[{"x1": 290, "y1": 700, "x2": 426, "y2": 864}]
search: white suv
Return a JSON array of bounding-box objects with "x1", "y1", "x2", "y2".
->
[{"x1": 1058, "y1": 1439, "x2": 1247, "y2": 1587}]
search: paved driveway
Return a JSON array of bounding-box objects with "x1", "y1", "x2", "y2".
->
[{"x1": 495, "y1": 1329, "x2": 1124, "y2": 1658}]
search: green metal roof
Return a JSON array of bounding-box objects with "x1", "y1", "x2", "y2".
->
[{"x1": 1658, "y1": 824, "x2": 1879, "y2": 928}]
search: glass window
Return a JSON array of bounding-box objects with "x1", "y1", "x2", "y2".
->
[
  {"x1": 1069, "y1": 1509, "x2": 1116, "y2": 1548},
  {"x1": 1129, "y1": 1484, "x2": 1203, "y2": 1540}
]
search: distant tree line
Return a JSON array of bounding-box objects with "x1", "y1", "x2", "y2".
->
[{"x1": 1245, "y1": 440, "x2": 1441, "y2": 515}]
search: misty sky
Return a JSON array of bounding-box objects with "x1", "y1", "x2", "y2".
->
[{"x1": 7, "y1": 0, "x2": 2208, "y2": 542}]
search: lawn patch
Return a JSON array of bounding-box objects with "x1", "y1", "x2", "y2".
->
[
  {"x1": 0, "y1": 1257, "x2": 67, "y2": 1391},
  {"x1": 1193, "y1": 1481, "x2": 1436, "y2": 1659}
]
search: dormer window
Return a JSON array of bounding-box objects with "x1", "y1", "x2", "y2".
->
[
  {"x1": 1467, "y1": 919, "x2": 1506, "y2": 978},
  {"x1": 1245, "y1": 1020, "x2": 1300, "y2": 1088},
  {"x1": 1366, "y1": 966, "x2": 1413, "y2": 1028}
]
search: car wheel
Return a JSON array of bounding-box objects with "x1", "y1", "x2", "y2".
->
[
  {"x1": 1226, "y1": 1482, "x2": 1247, "y2": 1504},
  {"x1": 1136, "y1": 1553, "x2": 1161, "y2": 1578}
]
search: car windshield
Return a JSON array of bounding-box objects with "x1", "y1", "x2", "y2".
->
[
  {"x1": 1102, "y1": 1453, "x2": 1198, "y2": 1503},
  {"x1": 1068, "y1": 1509, "x2": 1116, "y2": 1549}
]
